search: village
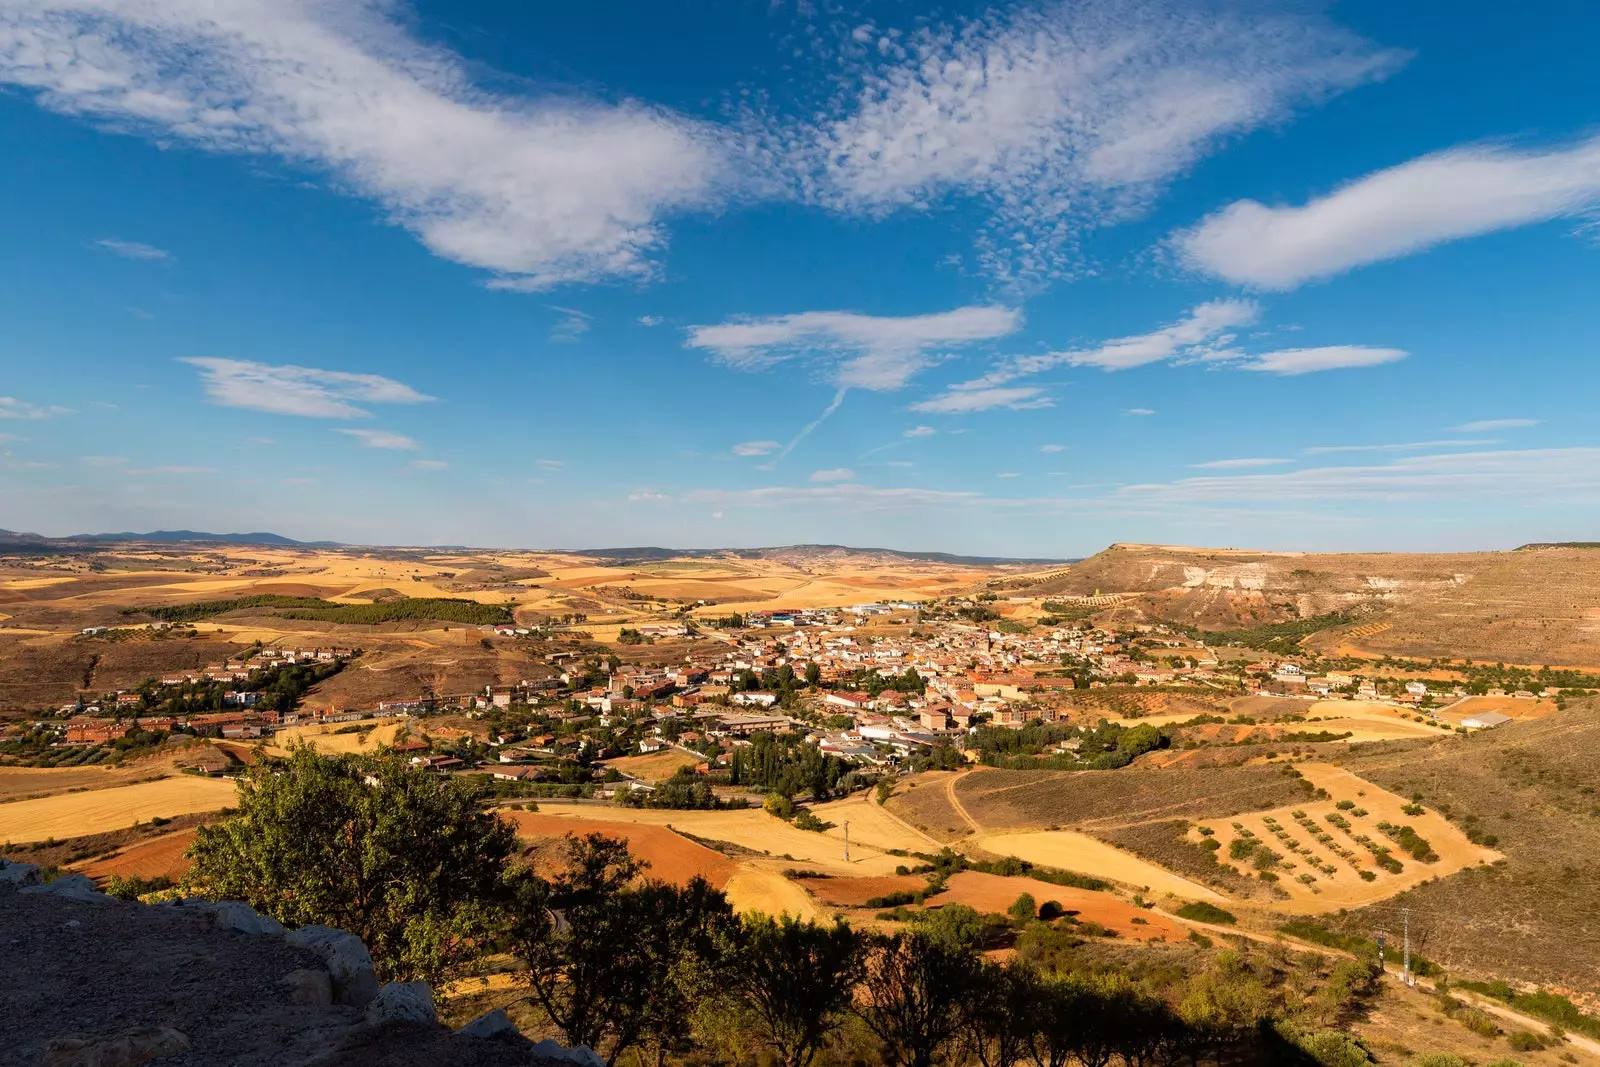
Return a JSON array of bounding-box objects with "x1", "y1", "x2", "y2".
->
[{"x1": 9, "y1": 595, "x2": 1548, "y2": 793}]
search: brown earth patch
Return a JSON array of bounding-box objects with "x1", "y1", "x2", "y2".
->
[
  {"x1": 505, "y1": 811, "x2": 736, "y2": 889},
  {"x1": 938, "y1": 871, "x2": 1185, "y2": 942},
  {"x1": 77, "y1": 827, "x2": 199, "y2": 883},
  {"x1": 804, "y1": 875, "x2": 928, "y2": 907}
]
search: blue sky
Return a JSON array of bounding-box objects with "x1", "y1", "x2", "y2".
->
[{"x1": 2, "y1": 0, "x2": 1598, "y2": 556}]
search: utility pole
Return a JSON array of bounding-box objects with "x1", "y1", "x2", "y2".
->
[
  {"x1": 843, "y1": 820, "x2": 850, "y2": 863},
  {"x1": 1402, "y1": 907, "x2": 1414, "y2": 986}
]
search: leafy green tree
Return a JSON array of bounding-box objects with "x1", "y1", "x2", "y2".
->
[
  {"x1": 804, "y1": 662, "x2": 822, "y2": 687},
  {"x1": 856, "y1": 931, "x2": 980, "y2": 1067},
  {"x1": 728, "y1": 914, "x2": 866, "y2": 1067},
  {"x1": 510, "y1": 834, "x2": 734, "y2": 1067},
  {"x1": 1006, "y1": 892, "x2": 1038, "y2": 924},
  {"x1": 184, "y1": 745, "x2": 516, "y2": 986}
]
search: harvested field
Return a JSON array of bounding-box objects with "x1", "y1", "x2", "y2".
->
[
  {"x1": 805, "y1": 875, "x2": 929, "y2": 908},
  {"x1": 523, "y1": 802, "x2": 905, "y2": 876},
  {"x1": 0, "y1": 776, "x2": 236, "y2": 843},
  {"x1": 810, "y1": 791, "x2": 942, "y2": 853},
  {"x1": 505, "y1": 811, "x2": 736, "y2": 888},
  {"x1": 951, "y1": 764, "x2": 1311, "y2": 831},
  {"x1": 937, "y1": 871, "x2": 1185, "y2": 942},
  {"x1": 1437, "y1": 694, "x2": 1556, "y2": 722},
  {"x1": 1340, "y1": 705, "x2": 1600, "y2": 993},
  {"x1": 883, "y1": 771, "x2": 975, "y2": 842},
  {"x1": 602, "y1": 750, "x2": 700, "y2": 782},
  {"x1": 76, "y1": 827, "x2": 198, "y2": 883},
  {"x1": 1191, "y1": 763, "x2": 1499, "y2": 914},
  {"x1": 971, "y1": 830, "x2": 1226, "y2": 902},
  {"x1": 1097, "y1": 819, "x2": 1273, "y2": 900},
  {"x1": 722, "y1": 866, "x2": 826, "y2": 921},
  {"x1": 264, "y1": 720, "x2": 405, "y2": 756},
  {"x1": 0, "y1": 764, "x2": 151, "y2": 801}
]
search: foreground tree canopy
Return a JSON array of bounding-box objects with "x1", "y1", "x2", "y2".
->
[
  {"x1": 180, "y1": 750, "x2": 1466, "y2": 1066},
  {"x1": 185, "y1": 743, "x2": 518, "y2": 985}
]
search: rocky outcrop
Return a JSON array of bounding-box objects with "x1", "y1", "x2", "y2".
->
[
  {"x1": 0, "y1": 877, "x2": 575, "y2": 1065},
  {"x1": 39, "y1": 1026, "x2": 190, "y2": 1067}
]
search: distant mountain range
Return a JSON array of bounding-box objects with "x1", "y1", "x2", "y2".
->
[
  {"x1": 0, "y1": 530, "x2": 1071, "y2": 566},
  {"x1": 0, "y1": 529, "x2": 339, "y2": 548}
]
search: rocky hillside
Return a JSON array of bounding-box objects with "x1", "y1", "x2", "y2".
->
[
  {"x1": 0, "y1": 862, "x2": 592, "y2": 1067},
  {"x1": 1011, "y1": 543, "x2": 1600, "y2": 666}
]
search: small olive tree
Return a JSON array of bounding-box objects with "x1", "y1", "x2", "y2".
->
[{"x1": 185, "y1": 744, "x2": 517, "y2": 985}]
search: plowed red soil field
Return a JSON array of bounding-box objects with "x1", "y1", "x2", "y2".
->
[{"x1": 506, "y1": 811, "x2": 735, "y2": 888}]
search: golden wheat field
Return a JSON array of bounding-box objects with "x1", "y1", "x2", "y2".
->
[{"x1": 0, "y1": 776, "x2": 236, "y2": 843}]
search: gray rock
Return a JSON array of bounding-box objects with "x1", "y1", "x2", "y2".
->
[
  {"x1": 284, "y1": 925, "x2": 380, "y2": 1007},
  {"x1": 208, "y1": 900, "x2": 287, "y2": 936},
  {"x1": 363, "y1": 981, "x2": 437, "y2": 1028},
  {"x1": 0, "y1": 859, "x2": 42, "y2": 889},
  {"x1": 39, "y1": 1026, "x2": 189, "y2": 1067},
  {"x1": 529, "y1": 1039, "x2": 605, "y2": 1067},
  {"x1": 19, "y1": 874, "x2": 113, "y2": 903},
  {"x1": 279, "y1": 967, "x2": 334, "y2": 1006},
  {"x1": 457, "y1": 1007, "x2": 519, "y2": 1040}
]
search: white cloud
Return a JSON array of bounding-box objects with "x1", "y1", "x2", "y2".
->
[
  {"x1": 337, "y1": 428, "x2": 421, "y2": 451},
  {"x1": 410, "y1": 459, "x2": 448, "y2": 470},
  {"x1": 997, "y1": 472, "x2": 1020, "y2": 478},
  {"x1": 687, "y1": 305, "x2": 1020, "y2": 391},
  {"x1": 1178, "y1": 136, "x2": 1600, "y2": 288},
  {"x1": 637, "y1": 315, "x2": 662, "y2": 327},
  {"x1": 1063, "y1": 299, "x2": 1259, "y2": 371},
  {"x1": 1231, "y1": 345, "x2": 1407, "y2": 375},
  {"x1": 1450, "y1": 418, "x2": 1539, "y2": 432},
  {"x1": 536, "y1": 458, "x2": 565, "y2": 472},
  {"x1": 1190, "y1": 457, "x2": 1291, "y2": 469},
  {"x1": 886, "y1": 461, "x2": 914, "y2": 468},
  {"x1": 95, "y1": 238, "x2": 168, "y2": 260},
  {"x1": 1, "y1": 0, "x2": 727, "y2": 289},
  {"x1": 548, "y1": 306, "x2": 592, "y2": 342},
  {"x1": 628, "y1": 490, "x2": 669, "y2": 501},
  {"x1": 809, "y1": 468, "x2": 856, "y2": 483},
  {"x1": 903, "y1": 425, "x2": 936, "y2": 438},
  {"x1": 0, "y1": 397, "x2": 73, "y2": 420},
  {"x1": 684, "y1": 483, "x2": 980, "y2": 510},
  {"x1": 1126, "y1": 408, "x2": 1156, "y2": 416},
  {"x1": 1122, "y1": 448, "x2": 1600, "y2": 504},
  {"x1": 732, "y1": 440, "x2": 781, "y2": 457},
  {"x1": 764, "y1": 0, "x2": 1403, "y2": 285},
  {"x1": 1304, "y1": 439, "x2": 1498, "y2": 455},
  {"x1": 1039, "y1": 444, "x2": 1065, "y2": 453},
  {"x1": 910, "y1": 386, "x2": 1050, "y2": 414},
  {"x1": 180, "y1": 358, "x2": 431, "y2": 418}
]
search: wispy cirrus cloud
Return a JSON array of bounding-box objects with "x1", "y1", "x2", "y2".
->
[
  {"x1": 687, "y1": 305, "x2": 1020, "y2": 391},
  {"x1": 0, "y1": 0, "x2": 727, "y2": 290},
  {"x1": 913, "y1": 299, "x2": 1403, "y2": 412},
  {"x1": 682, "y1": 483, "x2": 981, "y2": 511},
  {"x1": 1177, "y1": 135, "x2": 1600, "y2": 288},
  {"x1": 1449, "y1": 418, "x2": 1539, "y2": 432},
  {"x1": 1231, "y1": 345, "x2": 1406, "y2": 375},
  {"x1": 336, "y1": 429, "x2": 420, "y2": 451},
  {"x1": 0, "y1": 397, "x2": 74, "y2": 420},
  {"x1": 95, "y1": 238, "x2": 169, "y2": 261},
  {"x1": 180, "y1": 358, "x2": 432, "y2": 419},
  {"x1": 809, "y1": 468, "x2": 856, "y2": 483},
  {"x1": 759, "y1": 0, "x2": 1404, "y2": 287},
  {"x1": 732, "y1": 440, "x2": 781, "y2": 457},
  {"x1": 1190, "y1": 457, "x2": 1291, "y2": 469},
  {"x1": 910, "y1": 386, "x2": 1050, "y2": 414},
  {"x1": 1122, "y1": 448, "x2": 1600, "y2": 504},
  {"x1": 1303, "y1": 439, "x2": 1497, "y2": 455},
  {"x1": 410, "y1": 459, "x2": 449, "y2": 471}
]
